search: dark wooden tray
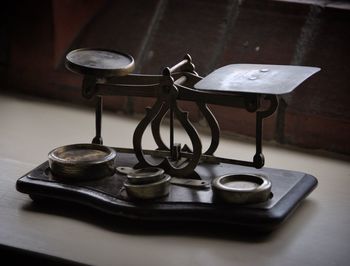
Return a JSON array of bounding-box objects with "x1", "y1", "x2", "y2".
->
[{"x1": 16, "y1": 151, "x2": 317, "y2": 231}]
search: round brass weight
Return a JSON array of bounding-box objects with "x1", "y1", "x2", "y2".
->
[
  {"x1": 48, "y1": 144, "x2": 117, "y2": 180},
  {"x1": 122, "y1": 167, "x2": 171, "y2": 200},
  {"x1": 124, "y1": 174, "x2": 171, "y2": 200},
  {"x1": 127, "y1": 167, "x2": 165, "y2": 185},
  {"x1": 212, "y1": 174, "x2": 272, "y2": 204}
]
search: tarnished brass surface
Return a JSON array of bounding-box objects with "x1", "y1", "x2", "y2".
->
[
  {"x1": 127, "y1": 167, "x2": 164, "y2": 185},
  {"x1": 116, "y1": 166, "x2": 135, "y2": 175},
  {"x1": 212, "y1": 174, "x2": 272, "y2": 204},
  {"x1": 65, "y1": 48, "x2": 135, "y2": 77},
  {"x1": 124, "y1": 174, "x2": 171, "y2": 200},
  {"x1": 48, "y1": 143, "x2": 116, "y2": 180}
]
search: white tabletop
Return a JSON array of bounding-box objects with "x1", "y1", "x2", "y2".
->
[{"x1": 0, "y1": 95, "x2": 349, "y2": 266}]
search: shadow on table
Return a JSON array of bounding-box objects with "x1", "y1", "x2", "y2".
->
[
  {"x1": 0, "y1": 243, "x2": 89, "y2": 266},
  {"x1": 20, "y1": 196, "x2": 318, "y2": 243}
]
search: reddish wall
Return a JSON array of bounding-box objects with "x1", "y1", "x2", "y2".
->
[
  {"x1": 2, "y1": 0, "x2": 350, "y2": 155},
  {"x1": 52, "y1": 0, "x2": 107, "y2": 66}
]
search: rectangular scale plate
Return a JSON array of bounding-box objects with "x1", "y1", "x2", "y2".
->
[
  {"x1": 194, "y1": 64, "x2": 320, "y2": 95},
  {"x1": 16, "y1": 152, "x2": 317, "y2": 231}
]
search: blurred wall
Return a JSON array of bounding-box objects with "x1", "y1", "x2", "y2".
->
[{"x1": 1, "y1": 0, "x2": 350, "y2": 154}]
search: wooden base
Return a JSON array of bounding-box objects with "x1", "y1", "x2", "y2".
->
[{"x1": 16, "y1": 151, "x2": 317, "y2": 231}]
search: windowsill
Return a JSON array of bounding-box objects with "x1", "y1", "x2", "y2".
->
[{"x1": 0, "y1": 94, "x2": 349, "y2": 265}]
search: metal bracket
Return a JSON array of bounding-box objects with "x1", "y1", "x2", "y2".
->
[{"x1": 65, "y1": 49, "x2": 319, "y2": 177}]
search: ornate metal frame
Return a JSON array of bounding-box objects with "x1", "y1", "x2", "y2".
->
[{"x1": 81, "y1": 54, "x2": 278, "y2": 177}]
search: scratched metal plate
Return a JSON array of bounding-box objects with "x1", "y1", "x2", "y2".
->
[{"x1": 194, "y1": 64, "x2": 320, "y2": 95}]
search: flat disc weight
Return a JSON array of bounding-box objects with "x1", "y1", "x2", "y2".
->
[{"x1": 48, "y1": 143, "x2": 117, "y2": 180}]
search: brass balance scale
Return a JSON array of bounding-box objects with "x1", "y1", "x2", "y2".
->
[{"x1": 16, "y1": 48, "x2": 320, "y2": 231}]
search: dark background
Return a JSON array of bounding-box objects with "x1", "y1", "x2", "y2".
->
[{"x1": 1, "y1": 0, "x2": 349, "y2": 155}]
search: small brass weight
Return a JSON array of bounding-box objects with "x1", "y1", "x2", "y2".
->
[{"x1": 16, "y1": 47, "x2": 320, "y2": 230}]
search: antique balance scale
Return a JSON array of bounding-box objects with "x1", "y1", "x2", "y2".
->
[{"x1": 16, "y1": 48, "x2": 320, "y2": 231}]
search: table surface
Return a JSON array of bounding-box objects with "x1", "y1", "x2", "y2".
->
[{"x1": 0, "y1": 94, "x2": 349, "y2": 266}]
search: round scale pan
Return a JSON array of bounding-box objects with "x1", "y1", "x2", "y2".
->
[
  {"x1": 48, "y1": 143, "x2": 117, "y2": 180},
  {"x1": 212, "y1": 174, "x2": 272, "y2": 204},
  {"x1": 65, "y1": 48, "x2": 135, "y2": 78}
]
